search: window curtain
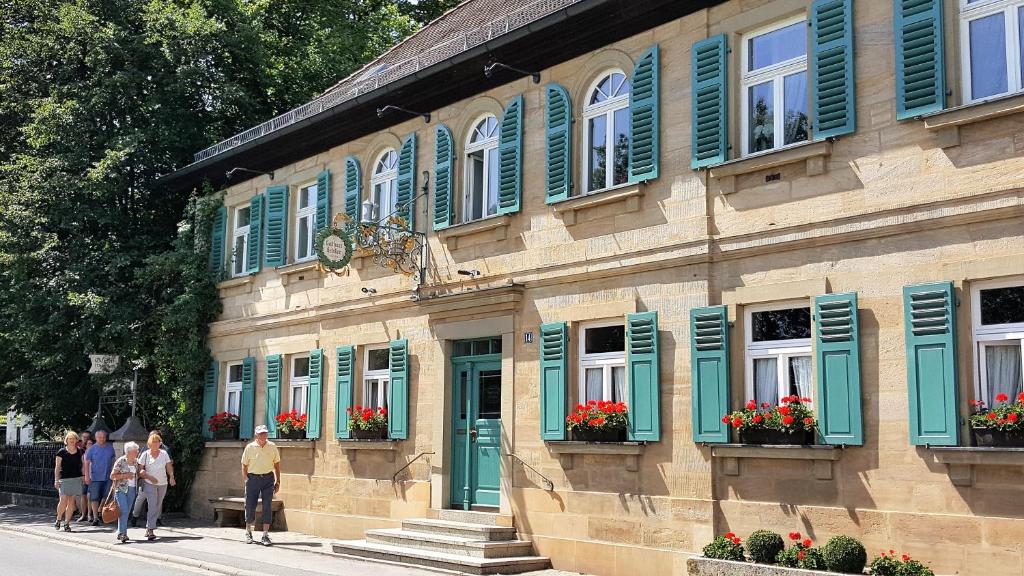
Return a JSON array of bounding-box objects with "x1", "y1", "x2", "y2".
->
[
  {"x1": 754, "y1": 358, "x2": 779, "y2": 405},
  {"x1": 790, "y1": 356, "x2": 813, "y2": 399},
  {"x1": 612, "y1": 366, "x2": 625, "y2": 403},
  {"x1": 986, "y1": 345, "x2": 1023, "y2": 402},
  {"x1": 586, "y1": 368, "x2": 603, "y2": 403}
]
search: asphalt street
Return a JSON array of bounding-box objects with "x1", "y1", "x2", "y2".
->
[{"x1": 0, "y1": 531, "x2": 213, "y2": 576}]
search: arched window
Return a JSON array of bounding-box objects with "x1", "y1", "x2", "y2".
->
[
  {"x1": 371, "y1": 149, "x2": 399, "y2": 223},
  {"x1": 583, "y1": 71, "x2": 631, "y2": 194},
  {"x1": 463, "y1": 115, "x2": 500, "y2": 222}
]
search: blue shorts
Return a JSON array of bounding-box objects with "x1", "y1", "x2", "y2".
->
[{"x1": 88, "y1": 479, "x2": 112, "y2": 502}]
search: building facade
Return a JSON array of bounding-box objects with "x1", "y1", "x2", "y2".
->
[{"x1": 167, "y1": 0, "x2": 1024, "y2": 574}]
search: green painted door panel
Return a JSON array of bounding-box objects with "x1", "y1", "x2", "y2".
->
[{"x1": 450, "y1": 356, "x2": 502, "y2": 509}]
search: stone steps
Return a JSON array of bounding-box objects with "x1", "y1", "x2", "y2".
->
[
  {"x1": 402, "y1": 518, "x2": 519, "y2": 541},
  {"x1": 434, "y1": 508, "x2": 512, "y2": 527},
  {"x1": 366, "y1": 528, "x2": 535, "y2": 558},
  {"x1": 332, "y1": 540, "x2": 551, "y2": 575}
]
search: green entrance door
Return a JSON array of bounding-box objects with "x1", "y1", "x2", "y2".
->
[{"x1": 451, "y1": 339, "x2": 502, "y2": 510}]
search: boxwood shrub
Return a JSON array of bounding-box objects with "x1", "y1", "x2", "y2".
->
[
  {"x1": 746, "y1": 530, "x2": 785, "y2": 564},
  {"x1": 822, "y1": 535, "x2": 867, "y2": 573}
]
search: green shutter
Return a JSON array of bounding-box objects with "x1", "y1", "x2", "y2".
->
[
  {"x1": 691, "y1": 306, "x2": 730, "y2": 443},
  {"x1": 433, "y1": 124, "x2": 454, "y2": 230},
  {"x1": 498, "y1": 95, "x2": 524, "y2": 215},
  {"x1": 246, "y1": 195, "x2": 263, "y2": 275},
  {"x1": 265, "y1": 354, "x2": 282, "y2": 439},
  {"x1": 316, "y1": 169, "x2": 331, "y2": 232},
  {"x1": 691, "y1": 35, "x2": 729, "y2": 168},
  {"x1": 904, "y1": 282, "x2": 959, "y2": 446},
  {"x1": 629, "y1": 45, "x2": 660, "y2": 183},
  {"x1": 344, "y1": 156, "x2": 362, "y2": 225},
  {"x1": 388, "y1": 339, "x2": 409, "y2": 440},
  {"x1": 202, "y1": 361, "x2": 219, "y2": 440},
  {"x1": 894, "y1": 0, "x2": 945, "y2": 119},
  {"x1": 539, "y1": 322, "x2": 568, "y2": 441},
  {"x1": 208, "y1": 205, "x2": 226, "y2": 280},
  {"x1": 627, "y1": 312, "x2": 660, "y2": 442},
  {"x1": 396, "y1": 134, "x2": 417, "y2": 230},
  {"x1": 307, "y1": 349, "x2": 323, "y2": 439},
  {"x1": 815, "y1": 293, "x2": 863, "y2": 445},
  {"x1": 239, "y1": 357, "x2": 256, "y2": 440},
  {"x1": 545, "y1": 84, "x2": 573, "y2": 203},
  {"x1": 263, "y1": 185, "x2": 289, "y2": 267},
  {"x1": 811, "y1": 0, "x2": 856, "y2": 139},
  {"x1": 335, "y1": 346, "x2": 354, "y2": 439}
]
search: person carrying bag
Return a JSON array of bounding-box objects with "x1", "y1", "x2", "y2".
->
[
  {"x1": 109, "y1": 441, "x2": 141, "y2": 543},
  {"x1": 100, "y1": 484, "x2": 119, "y2": 524}
]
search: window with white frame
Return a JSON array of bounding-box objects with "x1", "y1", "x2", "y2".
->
[
  {"x1": 230, "y1": 205, "x2": 251, "y2": 277},
  {"x1": 362, "y1": 345, "x2": 390, "y2": 411},
  {"x1": 971, "y1": 278, "x2": 1024, "y2": 405},
  {"x1": 582, "y1": 71, "x2": 631, "y2": 194},
  {"x1": 745, "y1": 302, "x2": 813, "y2": 406},
  {"x1": 290, "y1": 355, "x2": 310, "y2": 415},
  {"x1": 741, "y1": 17, "x2": 810, "y2": 156},
  {"x1": 578, "y1": 321, "x2": 626, "y2": 404},
  {"x1": 225, "y1": 363, "x2": 243, "y2": 415},
  {"x1": 960, "y1": 0, "x2": 1024, "y2": 103},
  {"x1": 371, "y1": 149, "x2": 399, "y2": 225},
  {"x1": 462, "y1": 115, "x2": 500, "y2": 223},
  {"x1": 295, "y1": 182, "x2": 317, "y2": 261}
]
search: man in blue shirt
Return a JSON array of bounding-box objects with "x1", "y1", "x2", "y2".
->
[{"x1": 83, "y1": 430, "x2": 115, "y2": 527}]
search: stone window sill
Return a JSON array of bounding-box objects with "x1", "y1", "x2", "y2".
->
[
  {"x1": 708, "y1": 140, "x2": 832, "y2": 194},
  {"x1": 710, "y1": 444, "x2": 841, "y2": 480},
  {"x1": 276, "y1": 260, "x2": 321, "y2": 285},
  {"x1": 338, "y1": 438, "x2": 399, "y2": 462},
  {"x1": 552, "y1": 184, "x2": 643, "y2": 226},
  {"x1": 217, "y1": 275, "x2": 254, "y2": 293},
  {"x1": 928, "y1": 446, "x2": 1024, "y2": 486},
  {"x1": 275, "y1": 440, "x2": 315, "y2": 449},
  {"x1": 205, "y1": 440, "x2": 248, "y2": 449},
  {"x1": 545, "y1": 441, "x2": 645, "y2": 472},
  {"x1": 437, "y1": 215, "x2": 511, "y2": 250},
  {"x1": 922, "y1": 92, "x2": 1024, "y2": 148}
]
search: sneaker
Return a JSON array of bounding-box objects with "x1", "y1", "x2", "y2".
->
[
  {"x1": 54, "y1": 520, "x2": 61, "y2": 530},
  {"x1": 260, "y1": 534, "x2": 272, "y2": 547},
  {"x1": 91, "y1": 519, "x2": 99, "y2": 527},
  {"x1": 63, "y1": 523, "x2": 71, "y2": 532},
  {"x1": 245, "y1": 531, "x2": 254, "y2": 545}
]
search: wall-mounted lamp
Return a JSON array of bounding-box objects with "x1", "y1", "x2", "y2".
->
[
  {"x1": 225, "y1": 167, "x2": 274, "y2": 181},
  {"x1": 457, "y1": 269, "x2": 481, "y2": 278},
  {"x1": 484, "y1": 61, "x2": 540, "y2": 84},
  {"x1": 361, "y1": 287, "x2": 377, "y2": 294},
  {"x1": 376, "y1": 105, "x2": 430, "y2": 124}
]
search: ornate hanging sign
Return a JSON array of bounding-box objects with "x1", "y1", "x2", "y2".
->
[{"x1": 315, "y1": 225, "x2": 354, "y2": 271}]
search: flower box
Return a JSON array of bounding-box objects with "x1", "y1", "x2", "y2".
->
[
  {"x1": 572, "y1": 428, "x2": 627, "y2": 442},
  {"x1": 213, "y1": 428, "x2": 239, "y2": 441},
  {"x1": 351, "y1": 428, "x2": 387, "y2": 440},
  {"x1": 972, "y1": 428, "x2": 1024, "y2": 447},
  {"x1": 565, "y1": 400, "x2": 628, "y2": 442},
  {"x1": 278, "y1": 429, "x2": 306, "y2": 440},
  {"x1": 725, "y1": 397, "x2": 817, "y2": 445},
  {"x1": 969, "y1": 393, "x2": 1024, "y2": 446},
  {"x1": 740, "y1": 429, "x2": 815, "y2": 446}
]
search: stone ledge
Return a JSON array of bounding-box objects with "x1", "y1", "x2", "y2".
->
[
  {"x1": 338, "y1": 438, "x2": 399, "y2": 463},
  {"x1": 217, "y1": 275, "x2": 254, "y2": 292},
  {"x1": 275, "y1": 440, "x2": 315, "y2": 449},
  {"x1": 688, "y1": 557, "x2": 846, "y2": 576},
  {"x1": 205, "y1": 440, "x2": 248, "y2": 448},
  {"x1": 551, "y1": 185, "x2": 643, "y2": 225},
  {"x1": 437, "y1": 215, "x2": 511, "y2": 250},
  {"x1": 928, "y1": 446, "x2": 1024, "y2": 487},
  {"x1": 276, "y1": 260, "x2": 321, "y2": 285},
  {"x1": 545, "y1": 441, "x2": 645, "y2": 472},
  {"x1": 922, "y1": 93, "x2": 1024, "y2": 148},
  {"x1": 710, "y1": 444, "x2": 841, "y2": 480},
  {"x1": 708, "y1": 141, "x2": 832, "y2": 194}
]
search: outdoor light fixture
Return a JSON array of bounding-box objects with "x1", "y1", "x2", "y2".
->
[
  {"x1": 352, "y1": 170, "x2": 432, "y2": 283},
  {"x1": 225, "y1": 167, "x2": 275, "y2": 181},
  {"x1": 361, "y1": 198, "x2": 378, "y2": 224},
  {"x1": 457, "y1": 269, "x2": 481, "y2": 278},
  {"x1": 376, "y1": 105, "x2": 431, "y2": 124},
  {"x1": 361, "y1": 287, "x2": 377, "y2": 294},
  {"x1": 483, "y1": 61, "x2": 540, "y2": 84}
]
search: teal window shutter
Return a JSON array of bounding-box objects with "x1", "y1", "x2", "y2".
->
[
  {"x1": 545, "y1": 84, "x2": 573, "y2": 204},
  {"x1": 239, "y1": 357, "x2": 256, "y2": 440},
  {"x1": 208, "y1": 204, "x2": 227, "y2": 280},
  {"x1": 316, "y1": 170, "x2": 331, "y2": 232},
  {"x1": 344, "y1": 156, "x2": 362, "y2": 225},
  {"x1": 815, "y1": 293, "x2": 863, "y2": 445},
  {"x1": 904, "y1": 282, "x2": 959, "y2": 446},
  {"x1": 629, "y1": 45, "x2": 660, "y2": 183},
  {"x1": 894, "y1": 0, "x2": 945, "y2": 119},
  {"x1": 201, "y1": 361, "x2": 219, "y2": 439},
  {"x1": 265, "y1": 354, "x2": 282, "y2": 439},
  {"x1": 690, "y1": 306, "x2": 730, "y2": 443},
  {"x1": 246, "y1": 195, "x2": 263, "y2": 275},
  {"x1": 627, "y1": 312, "x2": 660, "y2": 441},
  {"x1": 396, "y1": 134, "x2": 417, "y2": 230},
  {"x1": 498, "y1": 95, "x2": 524, "y2": 215},
  {"x1": 388, "y1": 339, "x2": 409, "y2": 440},
  {"x1": 433, "y1": 124, "x2": 454, "y2": 231},
  {"x1": 335, "y1": 346, "x2": 354, "y2": 439},
  {"x1": 691, "y1": 35, "x2": 729, "y2": 169},
  {"x1": 263, "y1": 185, "x2": 289, "y2": 267},
  {"x1": 307, "y1": 349, "x2": 324, "y2": 439},
  {"x1": 539, "y1": 322, "x2": 568, "y2": 441},
  {"x1": 811, "y1": 0, "x2": 856, "y2": 139}
]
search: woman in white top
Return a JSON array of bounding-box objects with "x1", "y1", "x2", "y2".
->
[
  {"x1": 138, "y1": 433, "x2": 175, "y2": 541},
  {"x1": 110, "y1": 442, "x2": 140, "y2": 543}
]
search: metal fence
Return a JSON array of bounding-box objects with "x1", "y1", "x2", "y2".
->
[{"x1": 0, "y1": 443, "x2": 61, "y2": 497}]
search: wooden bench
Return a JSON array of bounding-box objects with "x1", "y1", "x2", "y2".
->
[{"x1": 209, "y1": 496, "x2": 284, "y2": 530}]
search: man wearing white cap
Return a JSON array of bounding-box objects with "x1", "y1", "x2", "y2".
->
[{"x1": 240, "y1": 424, "x2": 281, "y2": 545}]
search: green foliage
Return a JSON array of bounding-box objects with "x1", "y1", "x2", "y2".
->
[
  {"x1": 822, "y1": 535, "x2": 867, "y2": 573},
  {"x1": 776, "y1": 540, "x2": 825, "y2": 571},
  {"x1": 746, "y1": 530, "x2": 784, "y2": 564},
  {"x1": 869, "y1": 553, "x2": 934, "y2": 576},
  {"x1": 702, "y1": 535, "x2": 745, "y2": 562}
]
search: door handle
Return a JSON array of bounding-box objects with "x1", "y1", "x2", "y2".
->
[{"x1": 469, "y1": 428, "x2": 478, "y2": 442}]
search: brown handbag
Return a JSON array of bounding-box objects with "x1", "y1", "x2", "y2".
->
[{"x1": 101, "y1": 484, "x2": 119, "y2": 524}]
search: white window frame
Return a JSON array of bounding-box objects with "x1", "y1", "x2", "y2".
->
[
  {"x1": 290, "y1": 355, "x2": 310, "y2": 415},
  {"x1": 362, "y1": 345, "x2": 390, "y2": 410},
  {"x1": 959, "y1": 0, "x2": 1024, "y2": 104},
  {"x1": 225, "y1": 362, "x2": 243, "y2": 416},
  {"x1": 462, "y1": 115, "x2": 500, "y2": 223},
  {"x1": 581, "y1": 69, "x2": 631, "y2": 195},
  {"x1": 740, "y1": 15, "x2": 810, "y2": 157},
  {"x1": 370, "y1": 149, "x2": 399, "y2": 225},
  {"x1": 970, "y1": 276, "x2": 1024, "y2": 405},
  {"x1": 577, "y1": 319, "x2": 627, "y2": 404},
  {"x1": 294, "y1": 181, "x2": 318, "y2": 262},
  {"x1": 743, "y1": 300, "x2": 813, "y2": 404},
  {"x1": 230, "y1": 204, "x2": 251, "y2": 278}
]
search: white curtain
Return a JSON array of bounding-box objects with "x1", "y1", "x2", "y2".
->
[
  {"x1": 754, "y1": 358, "x2": 778, "y2": 406},
  {"x1": 986, "y1": 345, "x2": 1023, "y2": 402},
  {"x1": 790, "y1": 356, "x2": 813, "y2": 399},
  {"x1": 612, "y1": 366, "x2": 626, "y2": 403},
  {"x1": 585, "y1": 368, "x2": 603, "y2": 403}
]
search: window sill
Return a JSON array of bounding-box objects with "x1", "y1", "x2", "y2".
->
[
  {"x1": 205, "y1": 440, "x2": 248, "y2": 449},
  {"x1": 927, "y1": 446, "x2": 1024, "y2": 487},
  {"x1": 276, "y1": 260, "x2": 321, "y2": 285},
  {"x1": 922, "y1": 93, "x2": 1024, "y2": 148},
  {"x1": 338, "y1": 438, "x2": 399, "y2": 462},
  {"x1": 552, "y1": 184, "x2": 643, "y2": 226},
  {"x1": 217, "y1": 275, "x2": 254, "y2": 293},
  {"x1": 708, "y1": 140, "x2": 832, "y2": 194},
  {"x1": 545, "y1": 440, "x2": 645, "y2": 472},
  {"x1": 275, "y1": 440, "x2": 315, "y2": 449},
  {"x1": 437, "y1": 215, "x2": 511, "y2": 250},
  {"x1": 710, "y1": 444, "x2": 841, "y2": 480}
]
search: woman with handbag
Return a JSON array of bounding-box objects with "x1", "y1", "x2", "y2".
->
[{"x1": 108, "y1": 441, "x2": 141, "y2": 543}]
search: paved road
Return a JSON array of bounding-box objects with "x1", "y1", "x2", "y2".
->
[{"x1": 0, "y1": 531, "x2": 212, "y2": 575}]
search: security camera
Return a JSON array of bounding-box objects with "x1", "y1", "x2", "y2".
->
[
  {"x1": 361, "y1": 287, "x2": 377, "y2": 294},
  {"x1": 457, "y1": 269, "x2": 481, "y2": 278},
  {"x1": 483, "y1": 64, "x2": 494, "y2": 78}
]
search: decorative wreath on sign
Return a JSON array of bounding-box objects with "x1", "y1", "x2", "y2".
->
[{"x1": 315, "y1": 226, "x2": 354, "y2": 271}]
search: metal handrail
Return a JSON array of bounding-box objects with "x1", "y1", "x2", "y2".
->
[
  {"x1": 392, "y1": 451, "x2": 434, "y2": 483},
  {"x1": 505, "y1": 453, "x2": 554, "y2": 491}
]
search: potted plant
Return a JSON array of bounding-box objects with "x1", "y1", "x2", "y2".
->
[
  {"x1": 274, "y1": 410, "x2": 308, "y2": 440},
  {"x1": 207, "y1": 411, "x2": 240, "y2": 440},
  {"x1": 348, "y1": 405, "x2": 388, "y2": 440},
  {"x1": 566, "y1": 400, "x2": 628, "y2": 442},
  {"x1": 725, "y1": 396, "x2": 817, "y2": 445},
  {"x1": 970, "y1": 392, "x2": 1024, "y2": 447}
]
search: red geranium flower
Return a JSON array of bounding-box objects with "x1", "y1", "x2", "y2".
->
[
  {"x1": 996, "y1": 393, "x2": 1009, "y2": 403},
  {"x1": 1018, "y1": 392, "x2": 1024, "y2": 403},
  {"x1": 732, "y1": 417, "x2": 743, "y2": 427},
  {"x1": 761, "y1": 402, "x2": 770, "y2": 409},
  {"x1": 732, "y1": 537, "x2": 741, "y2": 545},
  {"x1": 803, "y1": 417, "x2": 814, "y2": 425},
  {"x1": 753, "y1": 415, "x2": 763, "y2": 424},
  {"x1": 745, "y1": 400, "x2": 757, "y2": 411},
  {"x1": 783, "y1": 415, "x2": 795, "y2": 425},
  {"x1": 721, "y1": 415, "x2": 730, "y2": 424},
  {"x1": 803, "y1": 539, "x2": 812, "y2": 548},
  {"x1": 779, "y1": 406, "x2": 791, "y2": 416},
  {"x1": 789, "y1": 532, "x2": 801, "y2": 541},
  {"x1": 988, "y1": 412, "x2": 998, "y2": 420},
  {"x1": 1009, "y1": 413, "x2": 1019, "y2": 422},
  {"x1": 798, "y1": 550, "x2": 806, "y2": 560},
  {"x1": 902, "y1": 554, "x2": 910, "y2": 561},
  {"x1": 725, "y1": 532, "x2": 735, "y2": 539}
]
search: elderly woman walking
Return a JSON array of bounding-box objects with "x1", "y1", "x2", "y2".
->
[
  {"x1": 53, "y1": 431, "x2": 84, "y2": 532},
  {"x1": 110, "y1": 441, "x2": 141, "y2": 543},
  {"x1": 137, "y1": 433, "x2": 174, "y2": 540}
]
